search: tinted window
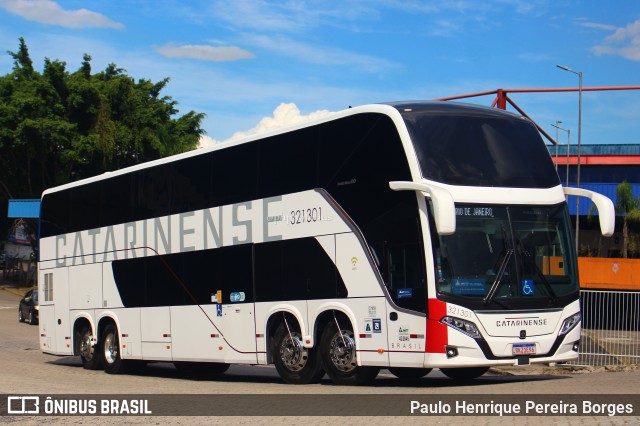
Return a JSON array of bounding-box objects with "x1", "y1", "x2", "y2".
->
[
  {"x1": 112, "y1": 245, "x2": 253, "y2": 307},
  {"x1": 365, "y1": 199, "x2": 427, "y2": 313},
  {"x1": 211, "y1": 143, "x2": 258, "y2": 207},
  {"x1": 172, "y1": 154, "x2": 212, "y2": 213},
  {"x1": 317, "y1": 113, "x2": 423, "y2": 311},
  {"x1": 318, "y1": 113, "x2": 413, "y2": 229},
  {"x1": 401, "y1": 104, "x2": 560, "y2": 188},
  {"x1": 101, "y1": 173, "x2": 137, "y2": 228},
  {"x1": 40, "y1": 190, "x2": 70, "y2": 238},
  {"x1": 257, "y1": 128, "x2": 318, "y2": 199},
  {"x1": 255, "y1": 238, "x2": 347, "y2": 302}
]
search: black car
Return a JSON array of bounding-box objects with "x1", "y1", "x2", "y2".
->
[{"x1": 18, "y1": 288, "x2": 38, "y2": 325}]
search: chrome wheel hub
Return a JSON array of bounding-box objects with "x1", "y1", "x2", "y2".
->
[
  {"x1": 329, "y1": 331, "x2": 356, "y2": 372},
  {"x1": 279, "y1": 332, "x2": 308, "y2": 372},
  {"x1": 104, "y1": 333, "x2": 118, "y2": 364},
  {"x1": 80, "y1": 333, "x2": 94, "y2": 360}
]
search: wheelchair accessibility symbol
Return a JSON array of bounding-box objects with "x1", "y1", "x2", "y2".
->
[{"x1": 522, "y1": 279, "x2": 534, "y2": 296}]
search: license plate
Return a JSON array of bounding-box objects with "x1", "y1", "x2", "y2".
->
[{"x1": 512, "y1": 343, "x2": 536, "y2": 355}]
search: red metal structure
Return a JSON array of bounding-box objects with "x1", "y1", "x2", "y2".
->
[{"x1": 436, "y1": 86, "x2": 640, "y2": 145}]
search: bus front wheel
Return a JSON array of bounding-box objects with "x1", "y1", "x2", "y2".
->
[
  {"x1": 320, "y1": 320, "x2": 379, "y2": 386},
  {"x1": 440, "y1": 366, "x2": 489, "y2": 380},
  {"x1": 273, "y1": 323, "x2": 324, "y2": 384}
]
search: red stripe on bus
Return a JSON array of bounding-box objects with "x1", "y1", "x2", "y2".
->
[{"x1": 426, "y1": 299, "x2": 448, "y2": 353}]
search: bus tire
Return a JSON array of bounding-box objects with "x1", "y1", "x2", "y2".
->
[
  {"x1": 102, "y1": 324, "x2": 127, "y2": 374},
  {"x1": 77, "y1": 324, "x2": 102, "y2": 370},
  {"x1": 319, "y1": 320, "x2": 379, "y2": 386},
  {"x1": 273, "y1": 323, "x2": 324, "y2": 384},
  {"x1": 388, "y1": 367, "x2": 432, "y2": 380},
  {"x1": 440, "y1": 366, "x2": 489, "y2": 380}
]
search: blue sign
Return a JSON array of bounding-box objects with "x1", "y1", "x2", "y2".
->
[
  {"x1": 230, "y1": 292, "x2": 246, "y2": 303},
  {"x1": 372, "y1": 318, "x2": 382, "y2": 333},
  {"x1": 397, "y1": 288, "x2": 413, "y2": 299},
  {"x1": 216, "y1": 304, "x2": 223, "y2": 317},
  {"x1": 451, "y1": 279, "x2": 487, "y2": 295},
  {"x1": 522, "y1": 279, "x2": 535, "y2": 296}
]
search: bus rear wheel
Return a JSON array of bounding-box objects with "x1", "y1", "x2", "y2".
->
[
  {"x1": 102, "y1": 324, "x2": 127, "y2": 374},
  {"x1": 273, "y1": 323, "x2": 324, "y2": 384},
  {"x1": 440, "y1": 366, "x2": 489, "y2": 380},
  {"x1": 320, "y1": 320, "x2": 379, "y2": 386},
  {"x1": 388, "y1": 367, "x2": 432, "y2": 380},
  {"x1": 77, "y1": 325, "x2": 102, "y2": 370}
]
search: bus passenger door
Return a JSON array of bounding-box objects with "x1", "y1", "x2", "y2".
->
[
  {"x1": 222, "y1": 302, "x2": 257, "y2": 364},
  {"x1": 386, "y1": 309, "x2": 427, "y2": 367},
  {"x1": 384, "y1": 243, "x2": 428, "y2": 368}
]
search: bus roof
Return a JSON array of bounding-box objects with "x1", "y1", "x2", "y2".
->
[{"x1": 41, "y1": 101, "x2": 524, "y2": 198}]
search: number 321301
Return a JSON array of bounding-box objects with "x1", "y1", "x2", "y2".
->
[{"x1": 290, "y1": 207, "x2": 323, "y2": 225}]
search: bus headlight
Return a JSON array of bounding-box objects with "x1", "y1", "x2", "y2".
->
[
  {"x1": 441, "y1": 316, "x2": 481, "y2": 339},
  {"x1": 559, "y1": 312, "x2": 581, "y2": 336}
]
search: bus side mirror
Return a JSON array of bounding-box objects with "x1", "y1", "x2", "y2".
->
[
  {"x1": 563, "y1": 187, "x2": 615, "y2": 237},
  {"x1": 389, "y1": 181, "x2": 456, "y2": 235}
]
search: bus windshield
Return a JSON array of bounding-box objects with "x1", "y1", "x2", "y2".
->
[
  {"x1": 433, "y1": 204, "x2": 578, "y2": 308},
  {"x1": 399, "y1": 103, "x2": 560, "y2": 188}
]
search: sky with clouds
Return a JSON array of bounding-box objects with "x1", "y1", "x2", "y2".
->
[{"x1": 0, "y1": 0, "x2": 639, "y2": 146}]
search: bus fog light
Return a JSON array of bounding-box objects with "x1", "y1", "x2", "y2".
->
[
  {"x1": 441, "y1": 316, "x2": 481, "y2": 339},
  {"x1": 445, "y1": 345, "x2": 458, "y2": 358},
  {"x1": 559, "y1": 313, "x2": 581, "y2": 336},
  {"x1": 572, "y1": 341, "x2": 580, "y2": 352}
]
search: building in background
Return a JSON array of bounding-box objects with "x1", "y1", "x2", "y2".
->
[{"x1": 550, "y1": 144, "x2": 640, "y2": 257}]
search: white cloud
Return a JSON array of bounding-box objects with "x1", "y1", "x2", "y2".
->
[
  {"x1": 592, "y1": 19, "x2": 640, "y2": 61},
  {"x1": 0, "y1": 0, "x2": 124, "y2": 29},
  {"x1": 228, "y1": 102, "x2": 332, "y2": 141},
  {"x1": 198, "y1": 135, "x2": 219, "y2": 148},
  {"x1": 156, "y1": 43, "x2": 255, "y2": 62},
  {"x1": 208, "y1": 0, "x2": 375, "y2": 33},
  {"x1": 198, "y1": 103, "x2": 332, "y2": 148},
  {"x1": 244, "y1": 34, "x2": 398, "y2": 73},
  {"x1": 579, "y1": 21, "x2": 618, "y2": 31}
]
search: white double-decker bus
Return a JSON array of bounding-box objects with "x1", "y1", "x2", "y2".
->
[{"x1": 38, "y1": 101, "x2": 614, "y2": 385}]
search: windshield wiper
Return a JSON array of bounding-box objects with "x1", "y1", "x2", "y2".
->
[{"x1": 483, "y1": 249, "x2": 513, "y2": 305}]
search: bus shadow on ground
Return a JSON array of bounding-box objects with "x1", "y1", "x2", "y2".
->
[
  {"x1": 368, "y1": 374, "x2": 568, "y2": 389},
  {"x1": 47, "y1": 357, "x2": 569, "y2": 388}
]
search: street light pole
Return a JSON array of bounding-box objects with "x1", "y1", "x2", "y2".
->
[
  {"x1": 557, "y1": 64, "x2": 583, "y2": 251},
  {"x1": 550, "y1": 122, "x2": 570, "y2": 184},
  {"x1": 566, "y1": 128, "x2": 571, "y2": 187},
  {"x1": 552, "y1": 120, "x2": 562, "y2": 169}
]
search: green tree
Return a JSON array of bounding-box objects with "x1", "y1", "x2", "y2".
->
[
  {"x1": 0, "y1": 38, "x2": 206, "y2": 238},
  {"x1": 616, "y1": 180, "x2": 640, "y2": 258}
]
